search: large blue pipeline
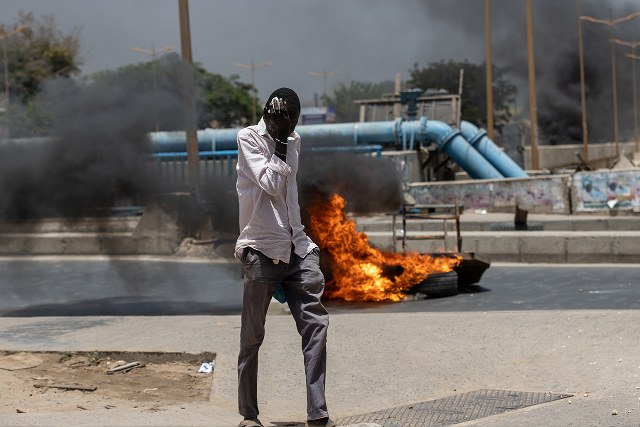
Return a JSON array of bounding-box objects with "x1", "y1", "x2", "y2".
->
[{"x1": 149, "y1": 117, "x2": 527, "y2": 180}]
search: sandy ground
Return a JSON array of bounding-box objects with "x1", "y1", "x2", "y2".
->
[{"x1": 0, "y1": 350, "x2": 215, "y2": 415}]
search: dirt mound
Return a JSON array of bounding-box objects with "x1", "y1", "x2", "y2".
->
[{"x1": 0, "y1": 350, "x2": 215, "y2": 414}]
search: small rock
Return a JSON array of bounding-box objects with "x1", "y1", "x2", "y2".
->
[
  {"x1": 612, "y1": 410, "x2": 618, "y2": 415},
  {"x1": 568, "y1": 400, "x2": 572, "y2": 404},
  {"x1": 16, "y1": 408, "x2": 28, "y2": 414}
]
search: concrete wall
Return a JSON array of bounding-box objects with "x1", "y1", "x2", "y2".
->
[
  {"x1": 408, "y1": 175, "x2": 572, "y2": 214},
  {"x1": 408, "y1": 168, "x2": 640, "y2": 215}
]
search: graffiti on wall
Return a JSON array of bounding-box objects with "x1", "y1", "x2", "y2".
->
[
  {"x1": 574, "y1": 170, "x2": 640, "y2": 211},
  {"x1": 408, "y1": 176, "x2": 570, "y2": 213}
]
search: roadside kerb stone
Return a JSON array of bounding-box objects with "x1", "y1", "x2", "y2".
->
[
  {"x1": 519, "y1": 233, "x2": 567, "y2": 263},
  {"x1": 566, "y1": 235, "x2": 614, "y2": 263}
]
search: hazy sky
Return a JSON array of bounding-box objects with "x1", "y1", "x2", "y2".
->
[
  {"x1": 2, "y1": 0, "x2": 638, "y2": 117},
  {"x1": 1, "y1": 0, "x2": 487, "y2": 106}
]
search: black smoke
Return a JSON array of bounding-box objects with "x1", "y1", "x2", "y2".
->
[
  {"x1": 0, "y1": 56, "x2": 192, "y2": 219},
  {"x1": 298, "y1": 150, "x2": 403, "y2": 216},
  {"x1": 421, "y1": 0, "x2": 640, "y2": 145}
]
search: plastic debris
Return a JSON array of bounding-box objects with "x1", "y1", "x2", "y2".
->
[{"x1": 198, "y1": 361, "x2": 215, "y2": 374}]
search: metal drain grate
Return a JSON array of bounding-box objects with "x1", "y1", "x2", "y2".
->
[{"x1": 337, "y1": 389, "x2": 572, "y2": 426}]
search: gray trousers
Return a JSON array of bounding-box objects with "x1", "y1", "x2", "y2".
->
[{"x1": 238, "y1": 247, "x2": 329, "y2": 421}]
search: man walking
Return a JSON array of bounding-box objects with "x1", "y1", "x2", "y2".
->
[{"x1": 235, "y1": 87, "x2": 335, "y2": 427}]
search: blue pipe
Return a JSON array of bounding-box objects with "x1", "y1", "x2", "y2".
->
[
  {"x1": 460, "y1": 121, "x2": 528, "y2": 178},
  {"x1": 148, "y1": 121, "x2": 405, "y2": 152},
  {"x1": 148, "y1": 118, "x2": 505, "y2": 179},
  {"x1": 149, "y1": 128, "x2": 240, "y2": 152},
  {"x1": 423, "y1": 120, "x2": 504, "y2": 180}
]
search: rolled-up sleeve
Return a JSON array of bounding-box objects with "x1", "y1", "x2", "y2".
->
[{"x1": 237, "y1": 129, "x2": 291, "y2": 196}]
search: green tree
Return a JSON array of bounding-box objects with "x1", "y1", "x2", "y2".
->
[
  {"x1": 1, "y1": 12, "x2": 82, "y2": 104},
  {"x1": 195, "y1": 66, "x2": 254, "y2": 128},
  {"x1": 325, "y1": 80, "x2": 395, "y2": 122},
  {"x1": 408, "y1": 60, "x2": 516, "y2": 131},
  {"x1": 92, "y1": 54, "x2": 254, "y2": 129}
]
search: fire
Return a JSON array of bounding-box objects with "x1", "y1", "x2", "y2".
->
[{"x1": 307, "y1": 194, "x2": 461, "y2": 302}]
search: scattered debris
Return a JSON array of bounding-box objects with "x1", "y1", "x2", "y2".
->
[
  {"x1": 34, "y1": 383, "x2": 97, "y2": 392},
  {"x1": 0, "y1": 353, "x2": 45, "y2": 371},
  {"x1": 198, "y1": 361, "x2": 215, "y2": 374},
  {"x1": 107, "y1": 361, "x2": 143, "y2": 374}
]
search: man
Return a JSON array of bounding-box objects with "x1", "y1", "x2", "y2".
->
[{"x1": 235, "y1": 87, "x2": 335, "y2": 427}]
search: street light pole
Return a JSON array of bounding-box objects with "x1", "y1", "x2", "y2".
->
[
  {"x1": 234, "y1": 59, "x2": 272, "y2": 124},
  {"x1": 610, "y1": 39, "x2": 640, "y2": 153},
  {"x1": 580, "y1": 11, "x2": 640, "y2": 156},
  {"x1": 0, "y1": 25, "x2": 27, "y2": 104},
  {"x1": 525, "y1": 0, "x2": 539, "y2": 170},
  {"x1": 485, "y1": 0, "x2": 495, "y2": 140},
  {"x1": 131, "y1": 43, "x2": 175, "y2": 60},
  {"x1": 308, "y1": 69, "x2": 338, "y2": 105},
  {"x1": 132, "y1": 44, "x2": 175, "y2": 131}
]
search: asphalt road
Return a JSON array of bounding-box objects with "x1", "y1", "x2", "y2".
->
[{"x1": 0, "y1": 257, "x2": 638, "y2": 316}]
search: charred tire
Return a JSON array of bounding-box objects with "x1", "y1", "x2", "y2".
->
[{"x1": 412, "y1": 271, "x2": 459, "y2": 298}]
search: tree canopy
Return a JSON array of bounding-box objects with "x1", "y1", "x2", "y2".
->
[
  {"x1": 408, "y1": 60, "x2": 516, "y2": 131},
  {"x1": 1, "y1": 12, "x2": 82, "y2": 104},
  {"x1": 90, "y1": 53, "x2": 254, "y2": 130},
  {"x1": 325, "y1": 80, "x2": 395, "y2": 122}
]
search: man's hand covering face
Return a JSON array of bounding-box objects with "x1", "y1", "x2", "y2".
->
[{"x1": 264, "y1": 97, "x2": 292, "y2": 142}]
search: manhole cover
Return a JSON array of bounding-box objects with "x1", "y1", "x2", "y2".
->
[{"x1": 337, "y1": 389, "x2": 572, "y2": 426}]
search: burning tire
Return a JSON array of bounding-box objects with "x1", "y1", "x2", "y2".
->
[{"x1": 410, "y1": 271, "x2": 458, "y2": 298}]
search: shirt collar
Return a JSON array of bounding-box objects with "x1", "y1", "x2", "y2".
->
[
  {"x1": 257, "y1": 117, "x2": 269, "y2": 136},
  {"x1": 257, "y1": 116, "x2": 300, "y2": 140}
]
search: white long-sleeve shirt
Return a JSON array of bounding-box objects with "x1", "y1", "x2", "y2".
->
[{"x1": 234, "y1": 117, "x2": 317, "y2": 263}]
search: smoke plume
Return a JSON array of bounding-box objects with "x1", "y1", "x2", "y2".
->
[
  {"x1": 421, "y1": 0, "x2": 640, "y2": 144},
  {"x1": 0, "y1": 56, "x2": 191, "y2": 219}
]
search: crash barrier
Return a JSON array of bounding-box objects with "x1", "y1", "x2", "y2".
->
[
  {"x1": 408, "y1": 168, "x2": 640, "y2": 214},
  {"x1": 151, "y1": 150, "x2": 238, "y2": 190},
  {"x1": 150, "y1": 145, "x2": 384, "y2": 190}
]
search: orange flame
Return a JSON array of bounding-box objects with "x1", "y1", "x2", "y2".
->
[{"x1": 307, "y1": 194, "x2": 461, "y2": 302}]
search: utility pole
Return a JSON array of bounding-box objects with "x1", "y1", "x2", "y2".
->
[
  {"x1": 234, "y1": 59, "x2": 272, "y2": 124},
  {"x1": 485, "y1": 0, "x2": 495, "y2": 140},
  {"x1": 580, "y1": 11, "x2": 640, "y2": 156},
  {"x1": 178, "y1": 0, "x2": 200, "y2": 193},
  {"x1": 577, "y1": 0, "x2": 589, "y2": 162},
  {"x1": 627, "y1": 52, "x2": 640, "y2": 152},
  {"x1": 308, "y1": 69, "x2": 338, "y2": 105},
  {"x1": 610, "y1": 39, "x2": 640, "y2": 153},
  {"x1": 526, "y1": 0, "x2": 539, "y2": 170}
]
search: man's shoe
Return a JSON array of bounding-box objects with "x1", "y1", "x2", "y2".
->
[
  {"x1": 238, "y1": 418, "x2": 263, "y2": 427},
  {"x1": 307, "y1": 417, "x2": 337, "y2": 427}
]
